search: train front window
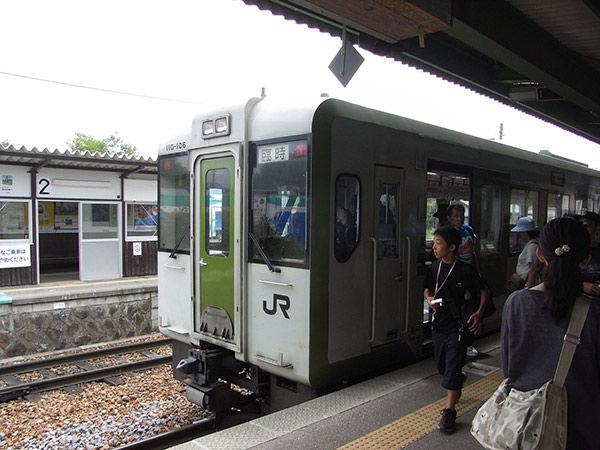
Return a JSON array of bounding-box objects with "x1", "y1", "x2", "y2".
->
[
  {"x1": 158, "y1": 153, "x2": 190, "y2": 253},
  {"x1": 250, "y1": 139, "x2": 308, "y2": 266}
]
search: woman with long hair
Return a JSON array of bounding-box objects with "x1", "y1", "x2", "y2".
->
[{"x1": 501, "y1": 217, "x2": 600, "y2": 449}]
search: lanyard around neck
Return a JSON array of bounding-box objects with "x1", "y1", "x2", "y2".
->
[{"x1": 435, "y1": 260, "x2": 456, "y2": 298}]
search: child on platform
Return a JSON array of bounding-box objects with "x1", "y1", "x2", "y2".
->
[{"x1": 424, "y1": 225, "x2": 488, "y2": 433}]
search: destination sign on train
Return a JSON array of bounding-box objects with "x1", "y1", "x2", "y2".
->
[{"x1": 258, "y1": 143, "x2": 289, "y2": 164}]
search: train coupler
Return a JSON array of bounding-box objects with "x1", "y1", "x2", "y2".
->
[{"x1": 185, "y1": 382, "x2": 241, "y2": 413}]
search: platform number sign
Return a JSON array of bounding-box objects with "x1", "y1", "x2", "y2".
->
[{"x1": 38, "y1": 178, "x2": 51, "y2": 196}]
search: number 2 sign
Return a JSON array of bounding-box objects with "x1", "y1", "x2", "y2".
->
[{"x1": 38, "y1": 178, "x2": 51, "y2": 195}]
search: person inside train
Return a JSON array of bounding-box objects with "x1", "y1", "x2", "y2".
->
[
  {"x1": 433, "y1": 202, "x2": 449, "y2": 227},
  {"x1": 424, "y1": 225, "x2": 488, "y2": 434},
  {"x1": 510, "y1": 217, "x2": 541, "y2": 289},
  {"x1": 578, "y1": 212, "x2": 600, "y2": 296},
  {"x1": 446, "y1": 204, "x2": 475, "y2": 265},
  {"x1": 501, "y1": 217, "x2": 600, "y2": 449},
  {"x1": 446, "y1": 203, "x2": 490, "y2": 357}
]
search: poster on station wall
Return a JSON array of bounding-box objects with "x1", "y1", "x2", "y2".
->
[
  {"x1": 37, "y1": 201, "x2": 79, "y2": 232},
  {"x1": 0, "y1": 243, "x2": 31, "y2": 268},
  {"x1": 1, "y1": 174, "x2": 14, "y2": 194},
  {"x1": 38, "y1": 201, "x2": 55, "y2": 232}
]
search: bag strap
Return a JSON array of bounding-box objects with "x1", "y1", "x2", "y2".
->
[{"x1": 553, "y1": 295, "x2": 592, "y2": 387}]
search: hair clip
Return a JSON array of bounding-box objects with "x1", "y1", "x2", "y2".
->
[{"x1": 555, "y1": 244, "x2": 571, "y2": 256}]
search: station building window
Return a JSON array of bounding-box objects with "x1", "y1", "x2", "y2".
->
[
  {"x1": 0, "y1": 201, "x2": 30, "y2": 240},
  {"x1": 126, "y1": 203, "x2": 157, "y2": 240},
  {"x1": 82, "y1": 203, "x2": 118, "y2": 240}
]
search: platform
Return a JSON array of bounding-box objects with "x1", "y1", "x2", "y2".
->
[
  {"x1": 0, "y1": 276, "x2": 158, "y2": 360},
  {"x1": 171, "y1": 333, "x2": 502, "y2": 450}
]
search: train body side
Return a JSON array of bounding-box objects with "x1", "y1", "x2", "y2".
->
[{"x1": 157, "y1": 97, "x2": 600, "y2": 411}]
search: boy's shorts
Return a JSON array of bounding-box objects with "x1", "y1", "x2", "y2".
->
[{"x1": 432, "y1": 329, "x2": 467, "y2": 391}]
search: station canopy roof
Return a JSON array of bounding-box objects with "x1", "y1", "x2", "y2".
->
[
  {"x1": 242, "y1": 0, "x2": 600, "y2": 146},
  {"x1": 0, "y1": 145, "x2": 157, "y2": 176}
]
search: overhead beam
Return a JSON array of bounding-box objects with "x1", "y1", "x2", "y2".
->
[{"x1": 449, "y1": 0, "x2": 600, "y2": 115}]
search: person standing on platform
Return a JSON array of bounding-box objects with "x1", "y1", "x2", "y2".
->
[
  {"x1": 578, "y1": 212, "x2": 600, "y2": 296},
  {"x1": 510, "y1": 217, "x2": 540, "y2": 288},
  {"x1": 501, "y1": 217, "x2": 600, "y2": 449},
  {"x1": 424, "y1": 225, "x2": 488, "y2": 434}
]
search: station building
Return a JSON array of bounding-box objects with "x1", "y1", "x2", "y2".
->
[{"x1": 0, "y1": 145, "x2": 157, "y2": 287}]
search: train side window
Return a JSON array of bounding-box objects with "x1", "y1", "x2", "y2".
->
[
  {"x1": 378, "y1": 182, "x2": 398, "y2": 258},
  {"x1": 205, "y1": 168, "x2": 230, "y2": 257},
  {"x1": 509, "y1": 189, "x2": 539, "y2": 254},
  {"x1": 547, "y1": 193, "x2": 569, "y2": 221},
  {"x1": 334, "y1": 175, "x2": 360, "y2": 263},
  {"x1": 479, "y1": 184, "x2": 502, "y2": 256}
]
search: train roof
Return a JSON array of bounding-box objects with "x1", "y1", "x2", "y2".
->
[{"x1": 315, "y1": 98, "x2": 600, "y2": 178}]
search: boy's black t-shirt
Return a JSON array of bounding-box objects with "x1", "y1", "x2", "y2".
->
[{"x1": 424, "y1": 259, "x2": 482, "y2": 333}]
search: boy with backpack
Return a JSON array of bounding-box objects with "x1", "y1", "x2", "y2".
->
[{"x1": 424, "y1": 225, "x2": 488, "y2": 433}]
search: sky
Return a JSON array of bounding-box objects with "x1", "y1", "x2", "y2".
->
[{"x1": 1, "y1": 0, "x2": 600, "y2": 168}]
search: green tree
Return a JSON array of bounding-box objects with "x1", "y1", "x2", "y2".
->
[{"x1": 67, "y1": 132, "x2": 138, "y2": 157}]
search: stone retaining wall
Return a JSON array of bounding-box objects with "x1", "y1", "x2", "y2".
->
[{"x1": 0, "y1": 279, "x2": 158, "y2": 359}]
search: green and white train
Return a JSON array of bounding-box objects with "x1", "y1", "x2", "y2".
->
[{"x1": 157, "y1": 96, "x2": 600, "y2": 413}]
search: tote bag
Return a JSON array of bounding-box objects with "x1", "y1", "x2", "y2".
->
[{"x1": 470, "y1": 378, "x2": 567, "y2": 450}]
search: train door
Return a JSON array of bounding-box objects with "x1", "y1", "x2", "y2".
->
[
  {"x1": 79, "y1": 202, "x2": 121, "y2": 281},
  {"x1": 193, "y1": 155, "x2": 236, "y2": 343},
  {"x1": 471, "y1": 168, "x2": 510, "y2": 308},
  {"x1": 371, "y1": 165, "x2": 405, "y2": 347}
]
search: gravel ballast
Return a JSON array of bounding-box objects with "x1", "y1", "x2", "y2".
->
[{"x1": 0, "y1": 336, "x2": 211, "y2": 449}]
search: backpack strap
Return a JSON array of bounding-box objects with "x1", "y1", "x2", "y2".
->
[{"x1": 553, "y1": 295, "x2": 592, "y2": 387}]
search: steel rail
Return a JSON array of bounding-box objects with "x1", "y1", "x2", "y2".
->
[
  {"x1": 0, "y1": 355, "x2": 172, "y2": 403},
  {"x1": 114, "y1": 416, "x2": 216, "y2": 450},
  {"x1": 0, "y1": 337, "x2": 172, "y2": 377}
]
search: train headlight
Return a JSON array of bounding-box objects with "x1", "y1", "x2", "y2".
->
[
  {"x1": 202, "y1": 120, "x2": 214, "y2": 137},
  {"x1": 215, "y1": 116, "x2": 229, "y2": 134},
  {"x1": 200, "y1": 115, "x2": 231, "y2": 139}
]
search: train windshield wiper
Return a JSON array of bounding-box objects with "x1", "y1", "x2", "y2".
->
[
  {"x1": 249, "y1": 232, "x2": 281, "y2": 273},
  {"x1": 169, "y1": 226, "x2": 190, "y2": 259}
]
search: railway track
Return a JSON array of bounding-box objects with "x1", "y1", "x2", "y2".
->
[
  {"x1": 0, "y1": 338, "x2": 172, "y2": 402},
  {"x1": 115, "y1": 416, "x2": 217, "y2": 450}
]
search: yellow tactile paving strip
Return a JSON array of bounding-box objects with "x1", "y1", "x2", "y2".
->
[
  {"x1": 338, "y1": 369, "x2": 504, "y2": 450},
  {"x1": 2, "y1": 276, "x2": 157, "y2": 292}
]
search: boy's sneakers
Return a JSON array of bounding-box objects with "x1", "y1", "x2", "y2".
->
[
  {"x1": 466, "y1": 345, "x2": 479, "y2": 357},
  {"x1": 438, "y1": 408, "x2": 457, "y2": 433}
]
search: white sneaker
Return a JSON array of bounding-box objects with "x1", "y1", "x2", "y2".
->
[{"x1": 466, "y1": 346, "x2": 478, "y2": 357}]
